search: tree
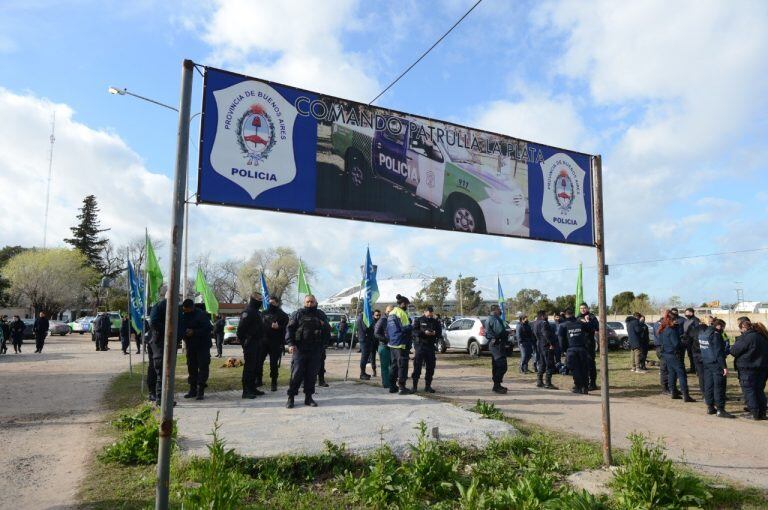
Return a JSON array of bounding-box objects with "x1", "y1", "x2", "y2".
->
[
  {"x1": 667, "y1": 295, "x2": 683, "y2": 309},
  {"x1": 2, "y1": 249, "x2": 100, "y2": 316},
  {"x1": 64, "y1": 195, "x2": 109, "y2": 273},
  {"x1": 455, "y1": 276, "x2": 482, "y2": 315},
  {"x1": 507, "y1": 288, "x2": 551, "y2": 318},
  {"x1": 0, "y1": 245, "x2": 28, "y2": 306},
  {"x1": 552, "y1": 294, "x2": 576, "y2": 315},
  {"x1": 237, "y1": 247, "x2": 314, "y2": 306},
  {"x1": 194, "y1": 253, "x2": 243, "y2": 303},
  {"x1": 611, "y1": 291, "x2": 636, "y2": 315}
]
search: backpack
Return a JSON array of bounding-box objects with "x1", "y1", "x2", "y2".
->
[{"x1": 296, "y1": 314, "x2": 323, "y2": 344}]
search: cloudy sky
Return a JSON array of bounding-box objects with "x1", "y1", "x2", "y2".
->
[{"x1": 1, "y1": 0, "x2": 766, "y2": 306}]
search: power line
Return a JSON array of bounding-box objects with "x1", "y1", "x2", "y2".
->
[{"x1": 368, "y1": 0, "x2": 484, "y2": 105}]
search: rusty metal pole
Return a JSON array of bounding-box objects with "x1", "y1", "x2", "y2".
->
[
  {"x1": 155, "y1": 59, "x2": 194, "y2": 510},
  {"x1": 593, "y1": 154, "x2": 612, "y2": 466}
]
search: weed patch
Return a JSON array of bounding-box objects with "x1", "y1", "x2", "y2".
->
[
  {"x1": 471, "y1": 399, "x2": 506, "y2": 420},
  {"x1": 100, "y1": 404, "x2": 175, "y2": 465}
]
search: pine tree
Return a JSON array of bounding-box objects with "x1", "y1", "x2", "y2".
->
[{"x1": 64, "y1": 195, "x2": 110, "y2": 273}]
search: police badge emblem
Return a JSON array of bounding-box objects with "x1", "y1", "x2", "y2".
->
[{"x1": 540, "y1": 153, "x2": 587, "y2": 239}]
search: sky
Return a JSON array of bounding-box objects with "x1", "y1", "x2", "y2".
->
[{"x1": 1, "y1": 0, "x2": 767, "y2": 307}]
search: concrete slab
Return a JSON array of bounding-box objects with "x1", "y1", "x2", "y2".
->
[{"x1": 174, "y1": 381, "x2": 516, "y2": 458}]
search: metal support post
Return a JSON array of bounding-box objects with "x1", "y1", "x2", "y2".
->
[
  {"x1": 155, "y1": 59, "x2": 194, "y2": 510},
  {"x1": 593, "y1": 155, "x2": 612, "y2": 466}
]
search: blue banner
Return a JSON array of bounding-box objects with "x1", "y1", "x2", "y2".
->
[
  {"x1": 198, "y1": 66, "x2": 595, "y2": 246},
  {"x1": 260, "y1": 273, "x2": 270, "y2": 310},
  {"x1": 127, "y1": 260, "x2": 144, "y2": 335},
  {"x1": 362, "y1": 248, "x2": 379, "y2": 328}
]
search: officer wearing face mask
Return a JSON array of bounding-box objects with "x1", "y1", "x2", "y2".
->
[{"x1": 285, "y1": 294, "x2": 331, "y2": 408}]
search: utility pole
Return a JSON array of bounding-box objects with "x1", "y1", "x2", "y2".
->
[
  {"x1": 43, "y1": 111, "x2": 56, "y2": 248},
  {"x1": 458, "y1": 273, "x2": 464, "y2": 316}
]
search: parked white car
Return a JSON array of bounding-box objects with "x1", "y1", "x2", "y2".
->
[
  {"x1": 608, "y1": 321, "x2": 629, "y2": 349},
  {"x1": 223, "y1": 316, "x2": 240, "y2": 344},
  {"x1": 440, "y1": 317, "x2": 490, "y2": 357}
]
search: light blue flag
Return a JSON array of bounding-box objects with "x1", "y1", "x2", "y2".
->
[
  {"x1": 260, "y1": 273, "x2": 270, "y2": 310},
  {"x1": 497, "y1": 277, "x2": 506, "y2": 322},
  {"x1": 128, "y1": 260, "x2": 145, "y2": 334},
  {"x1": 362, "y1": 248, "x2": 379, "y2": 328}
]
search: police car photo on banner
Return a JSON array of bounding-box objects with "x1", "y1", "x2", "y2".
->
[{"x1": 197, "y1": 66, "x2": 595, "y2": 247}]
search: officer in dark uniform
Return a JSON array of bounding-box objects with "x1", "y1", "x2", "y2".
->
[
  {"x1": 533, "y1": 310, "x2": 558, "y2": 389},
  {"x1": 681, "y1": 308, "x2": 700, "y2": 374},
  {"x1": 285, "y1": 294, "x2": 331, "y2": 408},
  {"x1": 559, "y1": 309, "x2": 591, "y2": 394},
  {"x1": 485, "y1": 304, "x2": 509, "y2": 394},
  {"x1": 95, "y1": 312, "x2": 112, "y2": 351},
  {"x1": 149, "y1": 292, "x2": 170, "y2": 404},
  {"x1": 698, "y1": 318, "x2": 734, "y2": 418},
  {"x1": 653, "y1": 318, "x2": 669, "y2": 394},
  {"x1": 659, "y1": 311, "x2": 695, "y2": 402},
  {"x1": 411, "y1": 306, "x2": 441, "y2": 393},
  {"x1": 120, "y1": 314, "x2": 131, "y2": 355},
  {"x1": 0, "y1": 315, "x2": 9, "y2": 354},
  {"x1": 213, "y1": 314, "x2": 225, "y2": 358},
  {"x1": 236, "y1": 292, "x2": 265, "y2": 399},
  {"x1": 578, "y1": 303, "x2": 599, "y2": 391},
  {"x1": 143, "y1": 318, "x2": 157, "y2": 402},
  {"x1": 257, "y1": 295, "x2": 289, "y2": 392},
  {"x1": 10, "y1": 315, "x2": 24, "y2": 353},
  {"x1": 33, "y1": 311, "x2": 49, "y2": 353},
  {"x1": 179, "y1": 300, "x2": 213, "y2": 400},
  {"x1": 356, "y1": 309, "x2": 378, "y2": 381},
  {"x1": 731, "y1": 317, "x2": 768, "y2": 420},
  {"x1": 516, "y1": 315, "x2": 535, "y2": 373}
]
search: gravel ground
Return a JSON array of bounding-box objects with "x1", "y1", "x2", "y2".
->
[{"x1": 0, "y1": 335, "x2": 133, "y2": 510}]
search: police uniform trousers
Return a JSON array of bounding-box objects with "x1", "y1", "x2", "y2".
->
[
  {"x1": 378, "y1": 342, "x2": 391, "y2": 388},
  {"x1": 120, "y1": 333, "x2": 130, "y2": 353},
  {"x1": 150, "y1": 332, "x2": 166, "y2": 400},
  {"x1": 12, "y1": 334, "x2": 23, "y2": 351},
  {"x1": 536, "y1": 343, "x2": 557, "y2": 376},
  {"x1": 489, "y1": 340, "x2": 508, "y2": 385},
  {"x1": 145, "y1": 341, "x2": 157, "y2": 398},
  {"x1": 587, "y1": 343, "x2": 597, "y2": 387},
  {"x1": 519, "y1": 341, "x2": 534, "y2": 372},
  {"x1": 186, "y1": 342, "x2": 211, "y2": 389},
  {"x1": 242, "y1": 340, "x2": 259, "y2": 393},
  {"x1": 692, "y1": 353, "x2": 705, "y2": 395},
  {"x1": 739, "y1": 368, "x2": 768, "y2": 416},
  {"x1": 288, "y1": 342, "x2": 324, "y2": 396},
  {"x1": 389, "y1": 346, "x2": 410, "y2": 389},
  {"x1": 135, "y1": 333, "x2": 142, "y2": 353},
  {"x1": 215, "y1": 333, "x2": 224, "y2": 357},
  {"x1": 411, "y1": 341, "x2": 436, "y2": 385},
  {"x1": 256, "y1": 338, "x2": 283, "y2": 387},
  {"x1": 702, "y1": 362, "x2": 726, "y2": 410},
  {"x1": 656, "y1": 347, "x2": 669, "y2": 391},
  {"x1": 35, "y1": 333, "x2": 47, "y2": 352},
  {"x1": 567, "y1": 347, "x2": 590, "y2": 390},
  {"x1": 663, "y1": 353, "x2": 689, "y2": 395},
  {"x1": 359, "y1": 338, "x2": 375, "y2": 374}
]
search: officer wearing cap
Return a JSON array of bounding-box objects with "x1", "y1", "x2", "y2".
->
[
  {"x1": 257, "y1": 295, "x2": 289, "y2": 392},
  {"x1": 533, "y1": 310, "x2": 558, "y2": 390},
  {"x1": 387, "y1": 294, "x2": 413, "y2": 395},
  {"x1": 559, "y1": 309, "x2": 591, "y2": 394},
  {"x1": 411, "y1": 305, "x2": 441, "y2": 393},
  {"x1": 237, "y1": 292, "x2": 265, "y2": 399}
]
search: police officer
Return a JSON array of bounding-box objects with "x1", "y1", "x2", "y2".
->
[
  {"x1": 516, "y1": 314, "x2": 535, "y2": 374},
  {"x1": 236, "y1": 292, "x2": 265, "y2": 399},
  {"x1": 626, "y1": 313, "x2": 645, "y2": 373},
  {"x1": 387, "y1": 295, "x2": 413, "y2": 395},
  {"x1": 33, "y1": 311, "x2": 49, "y2": 353},
  {"x1": 578, "y1": 303, "x2": 598, "y2": 391},
  {"x1": 653, "y1": 317, "x2": 670, "y2": 394},
  {"x1": 357, "y1": 308, "x2": 378, "y2": 381},
  {"x1": 213, "y1": 314, "x2": 225, "y2": 358},
  {"x1": 559, "y1": 309, "x2": 591, "y2": 394},
  {"x1": 731, "y1": 317, "x2": 768, "y2": 420},
  {"x1": 257, "y1": 295, "x2": 289, "y2": 392},
  {"x1": 179, "y1": 300, "x2": 213, "y2": 400},
  {"x1": 285, "y1": 294, "x2": 331, "y2": 408},
  {"x1": 486, "y1": 304, "x2": 509, "y2": 394},
  {"x1": 698, "y1": 318, "x2": 734, "y2": 418},
  {"x1": 682, "y1": 308, "x2": 700, "y2": 374},
  {"x1": 149, "y1": 289, "x2": 172, "y2": 404},
  {"x1": 0, "y1": 315, "x2": 9, "y2": 354},
  {"x1": 533, "y1": 310, "x2": 558, "y2": 389},
  {"x1": 120, "y1": 314, "x2": 131, "y2": 355},
  {"x1": 638, "y1": 315, "x2": 650, "y2": 371},
  {"x1": 411, "y1": 305, "x2": 441, "y2": 393},
  {"x1": 10, "y1": 315, "x2": 24, "y2": 353},
  {"x1": 375, "y1": 306, "x2": 391, "y2": 389},
  {"x1": 658, "y1": 311, "x2": 695, "y2": 402}
]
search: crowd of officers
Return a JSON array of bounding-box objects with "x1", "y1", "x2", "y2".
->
[{"x1": 0, "y1": 312, "x2": 50, "y2": 355}]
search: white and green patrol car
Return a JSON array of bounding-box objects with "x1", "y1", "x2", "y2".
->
[{"x1": 330, "y1": 117, "x2": 526, "y2": 234}]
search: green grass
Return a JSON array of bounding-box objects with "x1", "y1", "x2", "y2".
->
[{"x1": 78, "y1": 361, "x2": 768, "y2": 510}]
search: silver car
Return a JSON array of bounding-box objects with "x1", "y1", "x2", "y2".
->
[
  {"x1": 608, "y1": 321, "x2": 629, "y2": 348},
  {"x1": 48, "y1": 320, "x2": 70, "y2": 336},
  {"x1": 441, "y1": 317, "x2": 490, "y2": 357}
]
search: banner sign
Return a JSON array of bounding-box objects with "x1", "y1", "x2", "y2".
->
[{"x1": 197, "y1": 66, "x2": 595, "y2": 246}]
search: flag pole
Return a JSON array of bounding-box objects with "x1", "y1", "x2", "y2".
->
[
  {"x1": 344, "y1": 254, "x2": 367, "y2": 381},
  {"x1": 126, "y1": 260, "x2": 133, "y2": 375},
  {"x1": 141, "y1": 230, "x2": 149, "y2": 395}
]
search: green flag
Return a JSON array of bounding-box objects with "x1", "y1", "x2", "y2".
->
[
  {"x1": 575, "y1": 262, "x2": 583, "y2": 316},
  {"x1": 195, "y1": 267, "x2": 219, "y2": 316},
  {"x1": 297, "y1": 259, "x2": 312, "y2": 295},
  {"x1": 146, "y1": 233, "x2": 163, "y2": 305}
]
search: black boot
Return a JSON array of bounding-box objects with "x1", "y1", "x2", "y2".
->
[
  {"x1": 716, "y1": 408, "x2": 735, "y2": 418},
  {"x1": 183, "y1": 386, "x2": 197, "y2": 399},
  {"x1": 389, "y1": 385, "x2": 398, "y2": 394},
  {"x1": 304, "y1": 395, "x2": 318, "y2": 407},
  {"x1": 424, "y1": 382, "x2": 435, "y2": 394},
  {"x1": 286, "y1": 395, "x2": 294, "y2": 408},
  {"x1": 398, "y1": 385, "x2": 412, "y2": 395},
  {"x1": 707, "y1": 406, "x2": 717, "y2": 415},
  {"x1": 318, "y1": 378, "x2": 329, "y2": 388},
  {"x1": 544, "y1": 374, "x2": 558, "y2": 390},
  {"x1": 683, "y1": 392, "x2": 696, "y2": 403},
  {"x1": 360, "y1": 372, "x2": 371, "y2": 381},
  {"x1": 671, "y1": 391, "x2": 682, "y2": 400},
  {"x1": 412, "y1": 379, "x2": 418, "y2": 393},
  {"x1": 196, "y1": 386, "x2": 205, "y2": 400},
  {"x1": 270, "y1": 379, "x2": 278, "y2": 392},
  {"x1": 242, "y1": 389, "x2": 256, "y2": 399},
  {"x1": 492, "y1": 384, "x2": 506, "y2": 394},
  {"x1": 252, "y1": 387, "x2": 265, "y2": 396},
  {"x1": 536, "y1": 373, "x2": 544, "y2": 388},
  {"x1": 588, "y1": 383, "x2": 598, "y2": 391}
]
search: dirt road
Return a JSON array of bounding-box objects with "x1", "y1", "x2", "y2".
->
[
  {"x1": 323, "y1": 350, "x2": 768, "y2": 490},
  {"x1": 0, "y1": 335, "x2": 131, "y2": 510}
]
